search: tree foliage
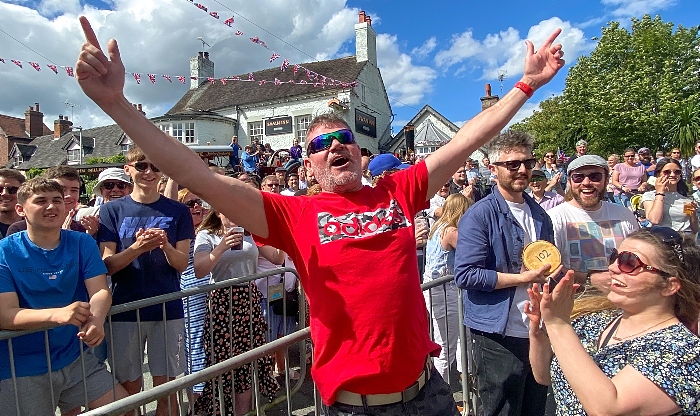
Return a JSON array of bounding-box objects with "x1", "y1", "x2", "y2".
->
[
  {"x1": 25, "y1": 168, "x2": 45, "y2": 179},
  {"x1": 84, "y1": 154, "x2": 126, "y2": 165},
  {"x1": 513, "y1": 15, "x2": 700, "y2": 158}
]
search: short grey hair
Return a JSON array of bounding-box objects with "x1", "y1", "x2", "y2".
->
[{"x1": 486, "y1": 130, "x2": 534, "y2": 163}]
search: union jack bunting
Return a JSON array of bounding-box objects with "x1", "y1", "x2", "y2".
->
[
  {"x1": 274, "y1": 78, "x2": 281, "y2": 85},
  {"x1": 0, "y1": 58, "x2": 4, "y2": 63},
  {"x1": 293, "y1": 64, "x2": 299, "y2": 75},
  {"x1": 235, "y1": 30, "x2": 243, "y2": 35},
  {"x1": 250, "y1": 36, "x2": 260, "y2": 44},
  {"x1": 11, "y1": 60, "x2": 22, "y2": 68},
  {"x1": 280, "y1": 59, "x2": 290, "y2": 71},
  {"x1": 269, "y1": 53, "x2": 280, "y2": 62},
  {"x1": 47, "y1": 64, "x2": 58, "y2": 74},
  {"x1": 224, "y1": 17, "x2": 234, "y2": 26},
  {"x1": 162, "y1": 74, "x2": 172, "y2": 82},
  {"x1": 65, "y1": 66, "x2": 74, "y2": 77},
  {"x1": 194, "y1": 3, "x2": 207, "y2": 11},
  {"x1": 220, "y1": 78, "x2": 227, "y2": 85},
  {"x1": 259, "y1": 80, "x2": 266, "y2": 85},
  {"x1": 232, "y1": 76, "x2": 240, "y2": 81},
  {"x1": 29, "y1": 62, "x2": 41, "y2": 71},
  {"x1": 209, "y1": 11, "x2": 219, "y2": 19},
  {"x1": 248, "y1": 73, "x2": 254, "y2": 81},
  {"x1": 148, "y1": 74, "x2": 157, "y2": 84},
  {"x1": 133, "y1": 73, "x2": 141, "y2": 84},
  {"x1": 207, "y1": 77, "x2": 215, "y2": 84},
  {"x1": 177, "y1": 75, "x2": 186, "y2": 83}
]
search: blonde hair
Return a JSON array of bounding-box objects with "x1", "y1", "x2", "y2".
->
[
  {"x1": 429, "y1": 193, "x2": 472, "y2": 240},
  {"x1": 177, "y1": 188, "x2": 190, "y2": 203}
]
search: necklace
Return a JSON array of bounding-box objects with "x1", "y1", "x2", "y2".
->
[{"x1": 611, "y1": 316, "x2": 676, "y2": 341}]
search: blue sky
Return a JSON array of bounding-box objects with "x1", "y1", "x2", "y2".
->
[{"x1": 0, "y1": 0, "x2": 696, "y2": 134}]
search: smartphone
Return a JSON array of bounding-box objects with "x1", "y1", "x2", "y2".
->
[{"x1": 547, "y1": 274, "x2": 562, "y2": 292}]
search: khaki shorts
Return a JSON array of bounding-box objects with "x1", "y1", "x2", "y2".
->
[
  {"x1": 106, "y1": 319, "x2": 185, "y2": 383},
  {"x1": 0, "y1": 351, "x2": 114, "y2": 415}
]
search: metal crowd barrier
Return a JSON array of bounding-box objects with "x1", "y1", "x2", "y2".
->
[{"x1": 1, "y1": 272, "x2": 476, "y2": 416}]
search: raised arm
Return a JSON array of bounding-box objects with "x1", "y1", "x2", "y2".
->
[
  {"x1": 424, "y1": 29, "x2": 566, "y2": 197},
  {"x1": 75, "y1": 17, "x2": 269, "y2": 237}
]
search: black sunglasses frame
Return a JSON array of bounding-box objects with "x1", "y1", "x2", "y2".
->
[
  {"x1": 570, "y1": 172, "x2": 605, "y2": 183},
  {"x1": 129, "y1": 162, "x2": 160, "y2": 173},
  {"x1": 492, "y1": 158, "x2": 537, "y2": 171},
  {"x1": 102, "y1": 182, "x2": 130, "y2": 190},
  {"x1": 184, "y1": 199, "x2": 204, "y2": 208},
  {"x1": 0, "y1": 186, "x2": 20, "y2": 195}
]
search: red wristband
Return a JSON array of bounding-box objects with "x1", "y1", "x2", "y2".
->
[{"x1": 514, "y1": 81, "x2": 534, "y2": 98}]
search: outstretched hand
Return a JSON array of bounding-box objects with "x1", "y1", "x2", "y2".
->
[
  {"x1": 540, "y1": 270, "x2": 578, "y2": 327},
  {"x1": 521, "y1": 28, "x2": 566, "y2": 90},
  {"x1": 76, "y1": 16, "x2": 126, "y2": 108}
]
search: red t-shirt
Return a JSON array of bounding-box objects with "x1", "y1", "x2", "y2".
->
[{"x1": 254, "y1": 161, "x2": 439, "y2": 404}]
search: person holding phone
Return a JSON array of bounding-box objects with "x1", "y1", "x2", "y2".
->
[
  {"x1": 642, "y1": 158, "x2": 698, "y2": 237},
  {"x1": 526, "y1": 227, "x2": 700, "y2": 415}
]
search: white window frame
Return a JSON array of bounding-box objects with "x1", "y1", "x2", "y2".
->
[
  {"x1": 183, "y1": 122, "x2": 195, "y2": 144},
  {"x1": 67, "y1": 149, "x2": 81, "y2": 163},
  {"x1": 248, "y1": 121, "x2": 264, "y2": 143},
  {"x1": 295, "y1": 115, "x2": 312, "y2": 142}
]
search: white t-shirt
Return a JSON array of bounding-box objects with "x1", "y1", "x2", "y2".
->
[
  {"x1": 640, "y1": 191, "x2": 693, "y2": 234},
  {"x1": 504, "y1": 200, "x2": 536, "y2": 338},
  {"x1": 691, "y1": 154, "x2": 700, "y2": 171},
  {"x1": 548, "y1": 201, "x2": 639, "y2": 272}
]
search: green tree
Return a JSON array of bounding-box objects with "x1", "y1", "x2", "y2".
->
[
  {"x1": 84, "y1": 154, "x2": 126, "y2": 164},
  {"x1": 668, "y1": 101, "x2": 700, "y2": 158},
  {"x1": 516, "y1": 15, "x2": 700, "y2": 157},
  {"x1": 26, "y1": 168, "x2": 46, "y2": 179}
]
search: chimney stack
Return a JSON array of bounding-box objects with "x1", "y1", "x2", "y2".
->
[
  {"x1": 24, "y1": 102, "x2": 45, "y2": 138},
  {"x1": 480, "y1": 83, "x2": 499, "y2": 111},
  {"x1": 354, "y1": 10, "x2": 377, "y2": 66},
  {"x1": 190, "y1": 51, "x2": 215, "y2": 89},
  {"x1": 54, "y1": 114, "x2": 73, "y2": 139}
]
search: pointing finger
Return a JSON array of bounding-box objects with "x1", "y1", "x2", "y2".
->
[
  {"x1": 79, "y1": 16, "x2": 102, "y2": 50},
  {"x1": 541, "y1": 28, "x2": 562, "y2": 49}
]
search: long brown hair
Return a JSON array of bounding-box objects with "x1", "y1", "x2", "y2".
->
[
  {"x1": 428, "y1": 193, "x2": 472, "y2": 240},
  {"x1": 197, "y1": 210, "x2": 224, "y2": 235}
]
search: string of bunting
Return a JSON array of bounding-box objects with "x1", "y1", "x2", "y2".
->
[{"x1": 0, "y1": 55, "x2": 358, "y2": 89}]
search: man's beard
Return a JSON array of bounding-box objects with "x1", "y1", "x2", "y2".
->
[{"x1": 572, "y1": 187, "x2": 603, "y2": 209}]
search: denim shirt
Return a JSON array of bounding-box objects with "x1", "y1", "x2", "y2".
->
[{"x1": 454, "y1": 186, "x2": 554, "y2": 335}]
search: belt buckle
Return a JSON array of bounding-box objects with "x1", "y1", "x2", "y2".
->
[{"x1": 402, "y1": 380, "x2": 420, "y2": 403}]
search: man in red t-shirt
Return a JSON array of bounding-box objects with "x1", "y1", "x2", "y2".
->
[{"x1": 76, "y1": 16, "x2": 565, "y2": 415}]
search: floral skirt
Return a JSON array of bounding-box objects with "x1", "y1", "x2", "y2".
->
[{"x1": 193, "y1": 283, "x2": 279, "y2": 415}]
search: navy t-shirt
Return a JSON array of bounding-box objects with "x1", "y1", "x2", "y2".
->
[{"x1": 97, "y1": 195, "x2": 194, "y2": 321}]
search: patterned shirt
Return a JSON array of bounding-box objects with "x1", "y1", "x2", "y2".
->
[{"x1": 551, "y1": 310, "x2": 700, "y2": 415}]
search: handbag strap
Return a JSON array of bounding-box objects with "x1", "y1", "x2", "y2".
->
[{"x1": 599, "y1": 315, "x2": 622, "y2": 349}]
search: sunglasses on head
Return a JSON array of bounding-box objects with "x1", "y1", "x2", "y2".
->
[
  {"x1": 570, "y1": 171, "x2": 604, "y2": 183},
  {"x1": 492, "y1": 158, "x2": 537, "y2": 171},
  {"x1": 184, "y1": 199, "x2": 203, "y2": 208},
  {"x1": 609, "y1": 248, "x2": 668, "y2": 276},
  {"x1": 0, "y1": 186, "x2": 19, "y2": 195},
  {"x1": 306, "y1": 129, "x2": 355, "y2": 155},
  {"x1": 102, "y1": 181, "x2": 129, "y2": 190},
  {"x1": 661, "y1": 169, "x2": 682, "y2": 176},
  {"x1": 129, "y1": 161, "x2": 160, "y2": 173}
]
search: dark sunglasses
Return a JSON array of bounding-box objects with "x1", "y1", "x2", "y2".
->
[
  {"x1": 184, "y1": 199, "x2": 203, "y2": 208},
  {"x1": 0, "y1": 186, "x2": 19, "y2": 195},
  {"x1": 264, "y1": 183, "x2": 279, "y2": 188},
  {"x1": 306, "y1": 129, "x2": 355, "y2": 154},
  {"x1": 609, "y1": 248, "x2": 668, "y2": 276},
  {"x1": 570, "y1": 171, "x2": 604, "y2": 183},
  {"x1": 530, "y1": 176, "x2": 546, "y2": 182},
  {"x1": 129, "y1": 161, "x2": 160, "y2": 173},
  {"x1": 102, "y1": 182, "x2": 129, "y2": 190},
  {"x1": 544, "y1": 154, "x2": 554, "y2": 158},
  {"x1": 693, "y1": 176, "x2": 700, "y2": 182},
  {"x1": 661, "y1": 169, "x2": 682, "y2": 176},
  {"x1": 624, "y1": 154, "x2": 635, "y2": 158},
  {"x1": 442, "y1": 183, "x2": 450, "y2": 188},
  {"x1": 492, "y1": 158, "x2": 537, "y2": 171}
]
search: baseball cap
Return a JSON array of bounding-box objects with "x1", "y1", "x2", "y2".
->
[
  {"x1": 93, "y1": 168, "x2": 131, "y2": 195},
  {"x1": 638, "y1": 147, "x2": 651, "y2": 156},
  {"x1": 566, "y1": 154, "x2": 609, "y2": 175},
  {"x1": 368, "y1": 154, "x2": 410, "y2": 177},
  {"x1": 576, "y1": 140, "x2": 588, "y2": 147},
  {"x1": 530, "y1": 169, "x2": 546, "y2": 178}
]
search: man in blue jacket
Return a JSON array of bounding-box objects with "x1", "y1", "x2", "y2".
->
[{"x1": 454, "y1": 131, "x2": 559, "y2": 416}]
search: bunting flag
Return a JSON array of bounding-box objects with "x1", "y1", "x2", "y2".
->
[
  {"x1": 194, "y1": 3, "x2": 207, "y2": 11},
  {"x1": 176, "y1": 75, "x2": 186, "y2": 84},
  {"x1": 148, "y1": 74, "x2": 157, "y2": 84},
  {"x1": 29, "y1": 62, "x2": 41, "y2": 71},
  {"x1": 293, "y1": 64, "x2": 299, "y2": 75},
  {"x1": 280, "y1": 59, "x2": 289, "y2": 71},
  {"x1": 250, "y1": 36, "x2": 260, "y2": 44},
  {"x1": 133, "y1": 73, "x2": 141, "y2": 84},
  {"x1": 163, "y1": 74, "x2": 172, "y2": 82},
  {"x1": 47, "y1": 64, "x2": 58, "y2": 74},
  {"x1": 220, "y1": 78, "x2": 227, "y2": 85},
  {"x1": 232, "y1": 76, "x2": 240, "y2": 81},
  {"x1": 269, "y1": 53, "x2": 280, "y2": 62},
  {"x1": 258, "y1": 80, "x2": 266, "y2": 85},
  {"x1": 0, "y1": 58, "x2": 4, "y2": 63},
  {"x1": 190, "y1": 76, "x2": 197, "y2": 81},
  {"x1": 209, "y1": 11, "x2": 219, "y2": 19},
  {"x1": 274, "y1": 78, "x2": 281, "y2": 85},
  {"x1": 235, "y1": 30, "x2": 243, "y2": 36},
  {"x1": 65, "y1": 66, "x2": 74, "y2": 77},
  {"x1": 207, "y1": 77, "x2": 215, "y2": 84},
  {"x1": 224, "y1": 17, "x2": 234, "y2": 26},
  {"x1": 11, "y1": 60, "x2": 22, "y2": 68},
  {"x1": 248, "y1": 73, "x2": 254, "y2": 81}
]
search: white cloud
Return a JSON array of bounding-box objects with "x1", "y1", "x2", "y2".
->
[
  {"x1": 376, "y1": 33, "x2": 437, "y2": 107},
  {"x1": 411, "y1": 37, "x2": 436, "y2": 61},
  {"x1": 0, "y1": 0, "x2": 399, "y2": 129},
  {"x1": 601, "y1": 0, "x2": 677, "y2": 18},
  {"x1": 434, "y1": 17, "x2": 591, "y2": 81},
  {"x1": 506, "y1": 101, "x2": 541, "y2": 128}
]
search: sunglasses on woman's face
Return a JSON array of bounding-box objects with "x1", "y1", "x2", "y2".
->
[
  {"x1": 184, "y1": 199, "x2": 203, "y2": 208},
  {"x1": 608, "y1": 248, "x2": 667, "y2": 276},
  {"x1": 102, "y1": 182, "x2": 129, "y2": 190},
  {"x1": 661, "y1": 169, "x2": 682, "y2": 176},
  {"x1": 306, "y1": 129, "x2": 356, "y2": 155},
  {"x1": 570, "y1": 172, "x2": 604, "y2": 183},
  {"x1": 128, "y1": 161, "x2": 160, "y2": 173}
]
